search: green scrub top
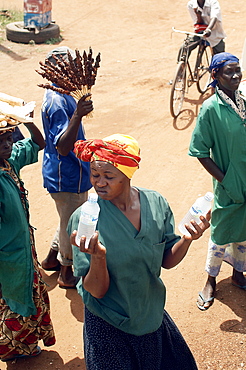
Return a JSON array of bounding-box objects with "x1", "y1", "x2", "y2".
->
[
  {"x1": 68, "y1": 187, "x2": 181, "y2": 336},
  {"x1": 0, "y1": 138, "x2": 39, "y2": 316},
  {"x1": 189, "y1": 92, "x2": 246, "y2": 244}
]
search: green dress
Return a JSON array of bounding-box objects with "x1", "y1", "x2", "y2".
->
[
  {"x1": 189, "y1": 90, "x2": 246, "y2": 245},
  {"x1": 0, "y1": 138, "x2": 56, "y2": 360},
  {"x1": 0, "y1": 138, "x2": 39, "y2": 316}
]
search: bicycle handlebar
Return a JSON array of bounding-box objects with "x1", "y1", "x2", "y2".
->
[{"x1": 172, "y1": 27, "x2": 205, "y2": 38}]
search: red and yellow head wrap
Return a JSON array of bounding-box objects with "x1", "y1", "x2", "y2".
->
[{"x1": 74, "y1": 134, "x2": 141, "y2": 179}]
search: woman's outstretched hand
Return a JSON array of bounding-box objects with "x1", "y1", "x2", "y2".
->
[
  {"x1": 162, "y1": 211, "x2": 211, "y2": 269},
  {"x1": 183, "y1": 211, "x2": 211, "y2": 241},
  {"x1": 70, "y1": 230, "x2": 106, "y2": 257}
]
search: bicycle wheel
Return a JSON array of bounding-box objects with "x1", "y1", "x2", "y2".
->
[
  {"x1": 196, "y1": 46, "x2": 212, "y2": 94},
  {"x1": 170, "y1": 61, "x2": 186, "y2": 118}
]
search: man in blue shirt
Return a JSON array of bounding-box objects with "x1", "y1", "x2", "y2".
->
[{"x1": 41, "y1": 46, "x2": 93, "y2": 288}]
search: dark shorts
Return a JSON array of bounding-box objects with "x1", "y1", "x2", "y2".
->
[
  {"x1": 83, "y1": 307, "x2": 198, "y2": 370},
  {"x1": 212, "y1": 39, "x2": 225, "y2": 55}
]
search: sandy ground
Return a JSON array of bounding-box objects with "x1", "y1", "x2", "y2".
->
[{"x1": 0, "y1": 0, "x2": 246, "y2": 369}]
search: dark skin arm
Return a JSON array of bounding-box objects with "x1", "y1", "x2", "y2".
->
[
  {"x1": 195, "y1": 9, "x2": 204, "y2": 24},
  {"x1": 162, "y1": 214, "x2": 210, "y2": 269},
  {"x1": 198, "y1": 157, "x2": 224, "y2": 182},
  {"x1": 203, "y1": 17, "x2": 217, "y2": 37},
  {"x1": 23, "y1": 122, "x2": 45, "y2": 150},
  {"x1": 57, "y1": 94, "x2": 93, "y2": 156},
  {"x1": 168, "y1": 157, "x2": 223, "y2": 270},
  {"x1": 195, "y1": 0, "x2": 217, "y2": 37},
  {"x1": 70, "y1": 231, "x2": 110, "y2": 299}
]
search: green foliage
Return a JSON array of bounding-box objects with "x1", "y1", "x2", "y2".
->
[
  {"x1": 45, "y1": 35, "x2": 63, "y2": 45},
  {"x1": 0, "y1": 9, "x2": 23, "y2": 30}
]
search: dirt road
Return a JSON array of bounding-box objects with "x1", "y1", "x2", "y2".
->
[{"x1": 0, "y1": 0, "x2": 245, "y2": 369}]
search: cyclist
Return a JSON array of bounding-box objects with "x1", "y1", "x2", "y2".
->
[
  {"x1": 177, "y1": 0, "x2": 226, "y2": 62},
  {"x1": 188, "y1": 0, "x2": 226, "y2": 54}
]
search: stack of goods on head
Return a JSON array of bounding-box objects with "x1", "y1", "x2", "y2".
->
[{"x1": 0, "y1": 93, "x2": 35, "y2": 128}]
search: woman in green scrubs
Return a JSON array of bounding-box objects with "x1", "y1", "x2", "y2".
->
[{"x1": 189, "y1": 52, "x2": 246, "y2": 310}]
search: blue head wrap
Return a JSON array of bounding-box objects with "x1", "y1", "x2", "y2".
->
[{"x1": 209, "y1": 52, "x2": 239, "y2": 87}]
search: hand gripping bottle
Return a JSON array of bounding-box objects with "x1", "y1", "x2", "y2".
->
[
  {"x1": 75, "y1": 193, "x2": 100, "y2": 248},
  {"x1": 178, "y1": 192, "x2": 214, "y2": 236}
]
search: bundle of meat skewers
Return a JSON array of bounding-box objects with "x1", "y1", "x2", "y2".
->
[{"x1": 36, "y1": 47, "x2": 100, "y2": 116}]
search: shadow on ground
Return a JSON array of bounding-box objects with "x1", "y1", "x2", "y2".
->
[
  {"x1": 4, "y1": 350, "x2": 86, "y2": 369},
  {"x1": 0, "y1": 44, "x2": 27, "y2": 61},
  {"x1": 216, "y1": 277, "x2": 246, "y2": 334}
]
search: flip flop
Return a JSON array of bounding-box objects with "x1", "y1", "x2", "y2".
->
[
  {"x1": 196, "y1": 292, "x2": 214, "y2": 311},
  {"x1": 2, "y1": 346, "x2": 41, "y2": 362},
  {"x1": 232, "y1": 283, "x2": 246, "y2": 290}
]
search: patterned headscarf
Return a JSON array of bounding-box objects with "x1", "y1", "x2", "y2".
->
[
  {"x1": 74, "y1": 134, "x2": 141, "y2": 179},
  {"x1": 209, "y1": 52, "x2": 239, "y2": 88}
]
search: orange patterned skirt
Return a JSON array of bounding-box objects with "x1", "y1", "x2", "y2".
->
[{"x1": 0, "y1": 246, "x2": 56, "y2": 360}]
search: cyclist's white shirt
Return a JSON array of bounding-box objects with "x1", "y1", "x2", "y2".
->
[{"x1": 187, "y1": 0, "x2": 226, "y2": 47}]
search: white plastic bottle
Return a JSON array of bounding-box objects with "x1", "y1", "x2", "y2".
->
[
  {"x1": 178, "y1": 192, "x2": 214, "y2": 236},
  {"x1": 75, "y1": 193, "x2": 100, "y2": 248}
]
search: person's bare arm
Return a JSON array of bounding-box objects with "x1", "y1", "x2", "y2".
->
[
  {"x1": 195, "y1": 9, "x2": 203, "y2": 24},
  {"x1": 57, "y1": 94, "x2": 93, "y2": 156},
  {"x1": 24, "y1": 122, "x2": 45, "y2": 150},
  {"x1": 82, "y1": 254, "x2": 109, "y2": 299},
  {"x1": 198, "y1": 157, "x2": 224, "y2": 182},
  {"x1": 70, "y1": 231, "x2": 110, "y2": 298},
  {"x1": 203, "y1": 17, "x2": 217, "y2": 37},
  {"x1": 162, "y1": 215, "x2": 210, "y2": 269}
]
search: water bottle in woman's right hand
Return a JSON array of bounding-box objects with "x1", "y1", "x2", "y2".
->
[{"x1": 76, "y1": 193, "x2": 100, "y2": 248}]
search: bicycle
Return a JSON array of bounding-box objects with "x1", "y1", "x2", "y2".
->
[{"x1": 170, "y1": 27, "x2": 212, "y2": 118}]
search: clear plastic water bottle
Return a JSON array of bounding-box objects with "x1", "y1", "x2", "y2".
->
[
  {"x1": 75, "y1": 193, "x2": 100, "y2": 248},
  {"x1": 178, "y1": 192, "x2": 214, "y2": 236}
]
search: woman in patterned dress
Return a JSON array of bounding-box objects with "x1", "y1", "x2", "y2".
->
[
  {"x1": 0, "y1": 120, "x2": 56, "y2": 362},
  {"x1": 189, "y1": 52, "x2": 246, "y2": 310}
]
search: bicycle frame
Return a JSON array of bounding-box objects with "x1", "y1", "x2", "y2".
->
[
  {"x1": 170, "y1": 27, "x2": 212, "y2": 118},
  {"x1": 176, "y1": 28, "x2": 208, "y2": 90}
]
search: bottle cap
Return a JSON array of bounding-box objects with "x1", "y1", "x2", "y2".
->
[
  {"x1": 88, "y1": 193, "x2": 98, "y2": 203},
  {"x1": 204, "y1": 192, "x2": 214, "y2": 202}
]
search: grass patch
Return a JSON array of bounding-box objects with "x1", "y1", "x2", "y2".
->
[
  {"x1": 0, "y1": 9, "x2": 23, "y2": 41},
  {"x1": 45, "y1": 35, "x2": 63, "y2": 45},
  {"x1": 0, "y1": 9, "x2": 23, "y2": 29}
]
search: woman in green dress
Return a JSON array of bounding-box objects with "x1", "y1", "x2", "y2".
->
[
  {"x1": 0, "y1": 120, "x2": 56, "y2": 362},
  {"x1": 68, "y1": 134, "x2": 210, "y2": 369},
  {"x1": 189, "y1": 52, "x2": 246, "y2": 310}
]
